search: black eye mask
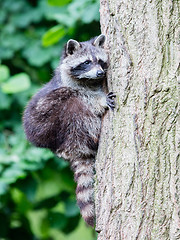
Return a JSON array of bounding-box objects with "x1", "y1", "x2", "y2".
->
[{"x1": 71, "y1": 61, "x2": 93, "y2": 77}]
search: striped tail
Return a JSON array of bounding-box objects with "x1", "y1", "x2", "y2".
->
[{"x1": 71, "y1": 158, "x2": 95, "y2": 227}]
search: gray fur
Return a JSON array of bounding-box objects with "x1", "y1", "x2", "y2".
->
[{"x1": 23, "y1": 35, "x2": 115, "y2": 227}]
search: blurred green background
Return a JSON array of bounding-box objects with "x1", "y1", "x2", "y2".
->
[{"x1": 0, "y1": 0, "x2": 100, "y2": 239}]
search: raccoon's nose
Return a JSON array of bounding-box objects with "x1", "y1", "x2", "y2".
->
[{"x1": 96, "y1": 70, "x2": 104, "y2": 78}]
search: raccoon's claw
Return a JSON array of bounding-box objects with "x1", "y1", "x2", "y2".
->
[
  {"x1": 106, "y1": 92, "x2": 116, "y2": 110},
  {"x1": 108, "y1": 92, "x2": 116, "y2": 98}
]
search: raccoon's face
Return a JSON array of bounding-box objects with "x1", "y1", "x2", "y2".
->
[
  {"x1": 60, "y1": 35, "x2": 108, "y2": 86},
  {"x1": 70, "y1": 57, "x2": 107, "y2": 80}
]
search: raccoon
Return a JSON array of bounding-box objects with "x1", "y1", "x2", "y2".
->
[{"x1": 23, "y1": 34, "x2": 115, "y2": 227}]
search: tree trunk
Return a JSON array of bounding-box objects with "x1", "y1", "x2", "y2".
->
[{"x1": 95, "y1": 0, "x2": 179, "y2": 239}]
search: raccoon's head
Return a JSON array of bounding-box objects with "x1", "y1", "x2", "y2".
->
[{"x1": 60, "y1": 35, "x2": 108, "y2": 88}]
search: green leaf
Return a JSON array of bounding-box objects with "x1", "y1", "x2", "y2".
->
[
  {"x1": 42, "y1": 25, "x2": 66, "y2": 47},
  {"x1": 0, "y1": 90, "x2": 11, "y2": 109},
  {"x1": 65, "y1": 200, "x2": 79, "y2": 217},
  {"x1": 48, "y1": 13, "x2": 74, "y2": 27},
  {"x1": 24, "y1": 147, "x2": 53, "y2": 163},
  {"x1": 48, "y1": 212, "x2": 67, "y2": 229},
  {"x1": 0, "y1": 65, "x2": 10, "y2": 82},
  {"x1": 23, "y1": 42, "x2": 53, "y2": 67},
  {"x1": 2, "y1": 165, "x2": 26, "y2": 184},
  {"x1": 12, "y1": 9, "x2": 42, "y2": 28},
  {"x1": 53, "y1": 157, "x2": 69, "y2": 169},
  {"x1": 0, "y1": 181, "x2": 8, "y2": 195},
  {"x1": 27, "y1": 210, "x2": 48, "y2": 238},
  {"x1": 82, "y1": 3, "x2": 100, "y2": 23},
  {"x1": 11, "y1": 188, "x2": 32, "y2": 213},
  {"x1": 0, "y1": 47, "x2": 14, "y2": 60},
  {"x1": 0, "y1": 10, "x2": 6, "y2": 24},
  {"x1": 17, "y1": 176, "x2": 38, "y2": 202},
  {"x1": 1, "y1": 73, "x2": 31, "y2": 93},
  {"x1": 48, "y1": 0, "x2": 72, "y2": 6}
]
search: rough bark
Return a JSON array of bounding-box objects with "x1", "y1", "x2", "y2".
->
[{"x1": 95, "y1": 0, "x2": 179, "y2": 239}]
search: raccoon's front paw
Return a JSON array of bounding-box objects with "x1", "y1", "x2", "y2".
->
[{"x1": 106, "y1": 92, "x2": 116, "y2": 110}]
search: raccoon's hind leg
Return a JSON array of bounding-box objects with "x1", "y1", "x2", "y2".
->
[{"x1": 71, "y1": 158, "x2": 95, "y2": 227}]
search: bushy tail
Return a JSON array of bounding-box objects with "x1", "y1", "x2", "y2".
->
[{"x1": 71, "y1": 158, "x2": 95, "y2": 227}]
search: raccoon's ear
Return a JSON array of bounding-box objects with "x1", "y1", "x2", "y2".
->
[
  {"x1": 66, "y1": 39, "x2": 80, "y2": 55},
  {"x1": 93, "y1": 34, "x2": 105, "y2": 48}
]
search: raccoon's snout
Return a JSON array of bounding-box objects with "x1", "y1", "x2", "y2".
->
[{"x1": 96, "y1": 70, "x2": 104, "y2": 78}]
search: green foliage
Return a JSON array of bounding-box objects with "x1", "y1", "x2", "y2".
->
[
  {"x1": 0, "y1": 0, "x2": 100, "y2": 239},
  {"x1": 42, "y1": 25, "x2": 66, "y2": 47},
  {"x1": 0, "y1": 65, "x2": 10, "y2": 82},
  {"x1": 48, "y1": 0, "x2": 72, "y2": 7},
  {"x1": 1, "y1": 73, "x2": 31, "y2": 94}
]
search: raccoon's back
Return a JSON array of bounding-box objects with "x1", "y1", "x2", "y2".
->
[
  {"x1": 23, "y1": 86, "x2": 101, "y2": 153},
  {"x1": 23, "y1": 98, "x2": 60, "y2": 151},
  {"x1": 23, "y1": 85, "x2": 67, "y2": 150}
]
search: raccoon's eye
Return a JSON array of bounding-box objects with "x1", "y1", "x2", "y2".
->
[{"x1": 84, "y1": 60, "x2": 91, "y2": 65}]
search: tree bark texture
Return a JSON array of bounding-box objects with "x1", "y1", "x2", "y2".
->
[{"x1": 95, "y1": 0, "x2": 179, "y2": 239}]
